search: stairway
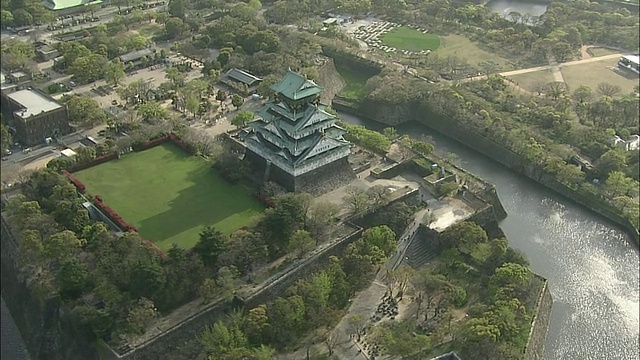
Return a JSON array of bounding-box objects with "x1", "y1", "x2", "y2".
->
[{"x1": 404, "y1": 232, "x2": 439, "y2": 269}]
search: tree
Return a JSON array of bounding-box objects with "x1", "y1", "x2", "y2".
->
[
  {"x1": 129, "y1": 261, "x2": 166, "y2": 299},
  {"x1": 216, "y1": 89, "x2": 228, "y2": 105},
  {"x1": 246, "y1": 304, "x2": 271, "y2": 345},
  {"x1": 165, "y1": 66, "x2": 186, "y2": 88},
  {"x1": 489, "y1": 262, "x2": 531, "y2": 290},
  {"x1": 199, "y1": 278, "x2": 218, "y2": 304},
  {"x1": 231, "y1": 94, "x2": 244, "y2": 109},
  {"x1": 44, "y1": 230, "x2": 83, "y2": 260},
  {"x1": 231, "y1": 110, "x2": 254, "y2": 129},
  {"x1": 1, "y1": 121, "x2": 13, "y2": 154},
  {"x1": 68, "y1": 53, "x2": 108, "y2": 83},
  {"x1": 256, "y1": 75, "x2": 279, "y2": 98},
  {"x1": 594, "y1": 149, "x2": 627, "y2": 179},
  {"x1": 441, "y1": 221, "x2": 488, "y2": 254},
  {"x1": 597, "y1": 83, "x2": 621, "y2": 98},
  {"x1": 306, "y1": 201, "x2": 340, "y2": 242},
  {"x1": 56, "y1": 257, "x2": 89, "y2": 299},
  {"x1": 198, "y1": 321, "x2": 247, "y2": 357},
  {"x1": 347, "y1": 314, "x2": 367, "y2": 341},
  {"x1": 572, "y1": 85, "x2": 592, "y2": 104},
  {"x1": 168, "y1": 0, "x2": 187, "y2": 19},
  {"x1": 344, "y1": 186, "x2": 369, "y2": 215},
  {"x1": 604, "y1": 171, "x2": 636, "y2": 199},
  {"x1": 383, "y1": 127, "x2": 399, "y2": 140},
  {"x1": 287, "y1": 229, "x2": 315, "y2": 258},
  {"x1": 193, "y1": 226, "x2": 227, "y2": 268},
  {"x1": 104, "y1": 60, "x2": 125, "y2": 87},
  {"x1": 216, "y1": 266, "x2": 240, "y2": 298},
  {"x1": 185, "y1": 94, "x2": 201, "y2": 118},
  {"x1": 137, "y1": 102, "x2": 169, "y2": 123},
  {"x1": 164, "y1": 17, "x2": 184, "y2": 39},
  {"x1": 126, "y1": 298, "x2": 158, "y2": 334},
  {"x1": 66, "y1": 95, "x2": 106, "y2": 128},
  {"x1": 361, "y1": 225, "x2": 397, "y2": 257}
]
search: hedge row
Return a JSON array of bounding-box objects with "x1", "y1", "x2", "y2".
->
[
  {"x1": 94, "y1": 194, "x2": 138, "y2": 233},
  {"x1": 62, "y1": 170, "x2": 87, "y2": 193},
  {"x1": 256, "y1": 194, "x2": 276, "y2": 208},
  {"x1": 168, "y1": 133, "x2": 196, "y2": 155},
  {"x1": 132, "y1": 134, "x2": 170, "y2": 152},
  {"x1": 69, "y1": 152, "x2": 119, "y2": 172}
]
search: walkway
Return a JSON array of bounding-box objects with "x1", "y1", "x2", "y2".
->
[{"x1": 498, "y1": 53, "x2": 621, "y2": 77}]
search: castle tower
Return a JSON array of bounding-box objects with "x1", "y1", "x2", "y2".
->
[{"x1": 244, "y1": 71, "x2": 353, "y2": 192}]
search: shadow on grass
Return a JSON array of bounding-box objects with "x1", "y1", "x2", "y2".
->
[{"x1": 136, "y1": 163, "x2": 264, "y2": 248}]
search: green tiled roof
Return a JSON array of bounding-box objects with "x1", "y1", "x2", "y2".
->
[{"x1": 271, "y1": 71, "x2": 323, "y2": 101}]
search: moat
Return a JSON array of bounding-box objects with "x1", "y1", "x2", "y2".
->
[{"x1": 340, "y1": 111, "x2": 640, "y2": 360}]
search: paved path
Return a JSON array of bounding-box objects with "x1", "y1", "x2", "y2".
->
[{"x1": 498, "y1": 53, "x2": 622, "y2": 77}]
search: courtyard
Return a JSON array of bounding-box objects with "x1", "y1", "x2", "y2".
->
[{"x1": 74, "y1": 143, "x2": 264, "y2": 250}]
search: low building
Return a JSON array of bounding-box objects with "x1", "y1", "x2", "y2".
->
[
  {"x1": 117, "y1": 48, "x2": 156, "y2": 70},
  {"x1": 61, "y1": 148, "x2": 77, "y2": 158},
  {"x1": 0, "y1": 72, "x2": 17, "y2": 93},
  {"x1": 42, "y1": 0, "x2": 103, "y2": 15},
  {"x1": 36, "y1": 45, "x2": 59, "y2": 62},
  {"x1": 1, "y1": 89, "x2": 70, "y2": 146},
  {"x1": 613, "y1": 134, "x2": 640, "y2": 151},
  {"x1": 6, "y1": 71, "x2": 30, "y2": 84},
  {"x1": 617, "y1": 55, "x2": 639, "y2": 75},
  {"x1": 222, "y1": 68, "x2": 262, "y2": 91}
]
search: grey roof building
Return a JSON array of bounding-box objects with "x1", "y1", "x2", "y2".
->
[{"x1": 224, "y1": 68, "x2": 262, "y2": 87}]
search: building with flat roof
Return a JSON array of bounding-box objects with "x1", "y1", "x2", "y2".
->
[
  {"x1": 617, "y1": 55, "x2": 639, "y2": 74},
  {"x1": 42, "y1": 0, "x2": 103, "y2": 14},
  {"x1": 1, "y1": 89, "x2": 70, "y2": 145},
  {"x1": 118, "y1": 48, "x2": 156, "y2": 69}
]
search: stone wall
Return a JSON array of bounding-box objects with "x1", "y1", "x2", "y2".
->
[
  {"x1": 1, "y1": 214, "x2": 99, "y2": 360},
  {"x1": 523, "y1": 278, "x2": 553, "y2": 360},
  {"x1": 334, "y1": 104, "x2": 638, "y2": 245},
  {"x1": 315, "y1": 57, "x2": 346, "y2": 104}
]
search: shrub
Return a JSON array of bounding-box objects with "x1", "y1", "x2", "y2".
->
[{"x1": 62, "y1": 170, "x2": 87, "y2": 193}]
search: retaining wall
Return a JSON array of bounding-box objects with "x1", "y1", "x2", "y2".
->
[{"x1": 523, "y1": 278, "x2": 553, "y2": 360}]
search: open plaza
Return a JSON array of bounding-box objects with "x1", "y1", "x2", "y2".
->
[{"x1": 74, "y1": 142, "x2": 264, "y2": 250}]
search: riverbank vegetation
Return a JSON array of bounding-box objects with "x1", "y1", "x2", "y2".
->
[{"x1": 362, "y1": 221, "x2": 542, "y2": 360}]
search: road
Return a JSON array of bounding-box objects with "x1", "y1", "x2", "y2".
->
[{"x1": 498, "y1": 53, "x2": 623, "y2": 77}]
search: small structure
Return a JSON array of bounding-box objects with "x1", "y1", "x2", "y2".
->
[
  {"x1": 617, "y1": 55, "x2": 639, "y2": 75},
  {"x1": 613, "y1": 134, "x2": 640, "y2": 151},
  {"x1": 322, "y1": 18, "x2": 339, "y2": 27},
  {"x1": 0, "y1": 88, "x2": 70, "y2": 145},
  {"x1": 117, "y1": 48, "x2": 156, "y2": 70},
  {"x1": 222, "y1": 68, "x2": 262, "y2": 92},
  {"x1": 569, "y1": 154, "x2": 594, "y2": 172},
  {"x1": 430, "y1": 352, "x2": 463, "y2": 360},
  {"x1": 6, "y1": 71, "x2": 30, "y2": 84},
  {"x1": 61, "y1": 148, "x2": 77, "y2": 158},
  {"x1": 0, "y1": 71, "x2": 17, "y2": 93},
  {"x1": 244, "y1": 71, "x2": 353, "y2": 192},
  {"x1": 36, "y1": 45, "x2": 59, "y2": 62},
  {"x1": 42, "y1": 0, "x2": 103, "y2": 15}
]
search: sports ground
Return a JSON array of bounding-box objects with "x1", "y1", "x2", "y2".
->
[
  {"x1": 74, "y1": 143, "x2": 264, "y2": 250},
  {"x1": 380, "y1": 26, "x2": 441, "y2": 51}
]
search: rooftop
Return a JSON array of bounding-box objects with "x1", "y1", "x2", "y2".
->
[
  {"x1": 118, "y1": 48, "x2": 155, "y2": 63},
  {"x1": 225, "y1": 68, "x2": 262, "y2": 86},
  {"x1": 7, "y1": 89, "x2": 64, "y2": 119},
  {"x1": 621, "y1": 55, "x2": 639, "y2": 65},
  {"x1": 271, "y1": 71, "x2": 324, "y2": 101},
  {"x1": 42, "y1": 0, "x2": 102, "y2": 11}
]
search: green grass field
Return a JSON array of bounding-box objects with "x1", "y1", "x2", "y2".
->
[
  {"x1": 75, "y1": 143, "x2": 264, "y2": 250},
  {"x1": 380, "y1": 26, "x2": 441, "y2": 51},
  {"x1": 335, "y1": 63, "x2": 372, "y2": 101},
  {"x1": 433, "y1": 34, "x2": 511, "y2": 70},
  {"x1": 561, "y1": 57, "x2": 638, "y2": 96},
  {"x1": 507, "y1": 69, "x2": 556, "y2": 92}
]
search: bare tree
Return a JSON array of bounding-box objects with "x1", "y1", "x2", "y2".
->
[
  {"x1": 366, "y1": 185, "x2": 391, "y2": 208},
  {"x1": 324, "y1": 331, "x2": 340, "y2": 357},
  {"x1": 344, "y1": 186, "x2": 369, "y2": 215},
  {"x1": 347, "y1": 314, "x2": 367, "y2": 342}
]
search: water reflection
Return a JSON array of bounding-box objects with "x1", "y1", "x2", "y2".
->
[{"x1": 340, "y1": 112, "x2": 640, "y2": 359}]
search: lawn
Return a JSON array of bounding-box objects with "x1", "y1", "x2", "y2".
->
[
  {"x1": 561, "y1": 58, "x2": 638, "y2": 96},
  {"x1": 335, "y1": 62, "x2": 372, "y2": 101},
  {"x1": 380, "y1": 26, "x2": 441, "y2": 51},
  {"x1": 433, "y1": 34, "x2": 511, "y2": 70},
  {"x1": 588, "y1": 47, "x2": 619, "y2": 57},
  {"x1": 507, "y1": 69, "x2": 556, "y2": 92},
  {"x1": 75, "y1": 143, "x2": 264, "y2": 250}
]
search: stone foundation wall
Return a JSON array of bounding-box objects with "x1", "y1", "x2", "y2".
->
[
  {"x1": 523, "y1": 278, "x2": 553, "y2": 360},
  {"x1": 243, "y1": 149, "x2": 356, "y2": 196}
]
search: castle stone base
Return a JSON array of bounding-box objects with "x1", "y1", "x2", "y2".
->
[{"x1": 244, "y1": 149, "x2": 356, "y2": 195}]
